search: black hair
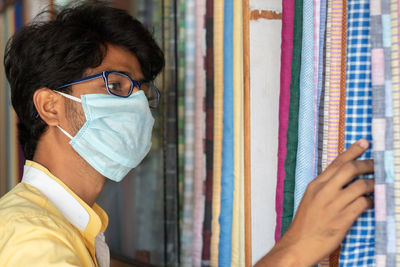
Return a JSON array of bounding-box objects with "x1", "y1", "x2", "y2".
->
[{"x1": 4, "y1": 1, "x2": 165, "y2": 160}]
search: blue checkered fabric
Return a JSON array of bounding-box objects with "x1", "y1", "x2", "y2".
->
[{"x1": 339, "y1": 0, "x2": 375, "y2": 266}]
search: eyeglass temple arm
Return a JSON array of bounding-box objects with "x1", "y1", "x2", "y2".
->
[{"x1": 56, "y1": 72, "x2": 105, "y2": 89}]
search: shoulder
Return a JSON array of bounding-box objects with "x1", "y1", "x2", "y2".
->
[
  {"x1": 0, "y1": 182, "x2": 80, "y2": 238},
  {"x1": 0, "y1": 183, "x2": 88, "y2": 266}
]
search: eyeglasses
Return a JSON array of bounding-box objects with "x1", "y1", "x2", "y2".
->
[{"x1": 57, "y1": 71, "x2": 161, "y2": 109}]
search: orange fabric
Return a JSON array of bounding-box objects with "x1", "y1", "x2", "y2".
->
[{"x1": 328, "y1": 1, "x2": 347, "y2": 266}]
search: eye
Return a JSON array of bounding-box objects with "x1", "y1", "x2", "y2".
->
[{"x1": 108, "y1": 82, "x2": 122, "y2": 92}]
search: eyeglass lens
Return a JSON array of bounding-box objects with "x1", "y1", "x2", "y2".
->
[
  {"x1": 106, "y1": 72, "x2": 132, "y2": 97},
  {"x1": 140, "y1": 82, "x2": 159, "y2": 108}
]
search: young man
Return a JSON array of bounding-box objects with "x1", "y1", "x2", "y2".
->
[{"x1": 1, "y1": 1, "x2": 374, "y2": 266}]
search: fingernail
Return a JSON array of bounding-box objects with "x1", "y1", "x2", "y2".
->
[{"x1": 358, "y1": 139, "x2": 369, "y2": 149}]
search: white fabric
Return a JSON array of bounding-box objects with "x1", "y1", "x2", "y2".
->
[{"x1": 95, "y1": 232, "x2": 110, "y2": 267}]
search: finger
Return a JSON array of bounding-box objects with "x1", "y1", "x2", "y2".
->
[
  {"x1": 327, "y1": 159, "x2": 374, "y2": 189},
  {"x1": 340, "y1": 196, "x2": 373, "y2": 228},
  {"x1": 316, "y1": 139, "x2": 370, "y2": 183},
  {"x1": 334, "y1": 179, "x2": 374, "y2": 209}
]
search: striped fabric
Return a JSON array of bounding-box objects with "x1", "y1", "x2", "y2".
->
[
  {"x1": 218, "y1": 0, "x2": 234, "y2": 265},
  {"x1": 210, "y1": 1, "x2": 224, "y2": 265},
  {"x1": 192, "y1": 0, "x2": 206, "y2": 266},
  {"x1": 370, "y1": 0, "x2": 394, "y2": 264},
  {"x1": 339, "y1": 0, "x2": 374, "y2": 265},
  {"x1": 316, "y1": 0, "x2": 327, "y2": 176},
  {"x1": 312, "y1": 0, "x2": 321, "y2": 180},
  {"x1": 321, "y1": 0, "x2": 332, "y2": 172},
  {"x1": 201, "y1": 0, "x2": 214, "y2": 265},
  {"x1": 319, "y1": 0, "x2": 348, "y2": 264},
  {"x1": 391, "y1": 0, "x2": 400, "y2": 265},
  {"x1": 316, "y1": 0, "x2": 329, "y2": 263},
  {"x1": 326, "y1": 0, "x2": 346, "y2": 167},
  {"x1": 275, "y1": 0, "x2": 295, "y2": 242},
  {"x1": 181, "y1": 0, "x2": 196, "y2": 265},
  {"x1": 332, "y1": 0, "x2": 348, "y2": 265}
]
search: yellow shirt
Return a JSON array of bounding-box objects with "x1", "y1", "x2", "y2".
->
[{"x1": 0, "y1": 160, "x2": 109, "y2": 266}]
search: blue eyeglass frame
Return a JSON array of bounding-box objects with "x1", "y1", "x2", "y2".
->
[{"x1": 57, "y1": 70, "x2": 161, "y2": 107}]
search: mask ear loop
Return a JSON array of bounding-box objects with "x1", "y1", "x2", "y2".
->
[
  {"x1": 54, "y1": 91, "x2": 82, "y2": 103},
  {"x1": 57, "y1": 125, "x2": 73, "y2": 140},
  {"x1": 53, "y1": 91, "x2": 81, "y2": 140}
]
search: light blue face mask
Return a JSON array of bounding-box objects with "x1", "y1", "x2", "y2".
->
[{"x1": 56, "y1": 90, "x2": 155, "y2": 182}]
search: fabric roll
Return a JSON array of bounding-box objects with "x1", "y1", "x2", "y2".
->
[
  {"x1": 382, "y1": 1, "x2": 394, "y2": 264},
  {"x1": 316, "y1": 0, "x2": 327, "y2": 175},
  {"x1": 201, "y1": 0, "x2": 214, "y2": 265},
  {"x1": 293, "y1": 0, "x2": 315, "y2": 213},
  {"x1": 339, "y1": 0, "x2": 374, "y2": 265},
  {"x1": 337, "y1": 0, "x2": 347, "y2": 155},
  {"x1": 318, "y1": 0, "x2": 348, "y2": 264},
  {"x1": 210, "y1": 1, "x2": 224, "y2": 266},
  {"x1": 330, "y1": 0, "x2": 348, "y2": 265},
  {"x1": 192, "y1": 0, "x2": 207, "y2": 266},
  {"x1": 316, "y1": 0, "x2": 328, "y2": 262},
  {"x1": 218, "y1": 0, "x2": 234, "y2": 265},
  {"x1": 312, "y1": 0, "x2": 321, "y2": 180},
  {"x1": 231, "y1": 0, "x2": 244, "y2": 265},
  {"x1": 177, "y1": 0, "x2": 186, "y2": 253},
  {"x1": 370, "y1": 0, "x2": 393, "y2": 264},
  {"x1": 326, "y1": 0, "x2": 346, "y2": 167},
  {"x1": 163, "y1": 0, "x2": 180, "y2": 264},
  {"x1": 321, "y1": 0, "x2": 333, "y2": 172},
  {"x1": 275, "y1": 0, "x2": 294, "y2": 242},
  {"x1": 181, "y1": 0, "x2": 196, "y2": 265},
  {"x1": 239, "y1": 124, "x2": 245, "y2": 267},
  {"x1": 391, "y1": 0, "x2": 400, "y2": 265},
  {"x1": 281, "y1": 0, "x2": 303, "y2": 237},
  {"x1": 315, "y1": 0, "x2": 327, "y2": 176}
]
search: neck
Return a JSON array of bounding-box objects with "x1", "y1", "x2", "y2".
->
[{"x1": 33, "y1": 128, "x2": 105, "y2": 206}]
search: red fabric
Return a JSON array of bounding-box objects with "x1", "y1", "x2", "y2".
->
[{"x1": 275, "y1": 0, "x2": 295, "y2": 242}]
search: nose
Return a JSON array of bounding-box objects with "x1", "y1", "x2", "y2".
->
[{"x1": 132, "y1": 86, "x2": 140, "y2": 94}]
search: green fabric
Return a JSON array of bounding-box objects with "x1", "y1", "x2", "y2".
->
[{"x1": 281, "y1": 0, "x2": 303, "y2": 236}]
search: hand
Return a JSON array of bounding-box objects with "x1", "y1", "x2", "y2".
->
[{"x1": 255, "y1": 139, "x2": 374, "y2": 267}]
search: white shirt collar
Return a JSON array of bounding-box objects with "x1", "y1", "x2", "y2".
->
[{"x1": 21, "y1": 164, "x2": 90, "y2": 232}]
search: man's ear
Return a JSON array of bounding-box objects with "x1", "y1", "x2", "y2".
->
[{"x1": 33, "y1": 88, "x2": 63, "y2": 126}]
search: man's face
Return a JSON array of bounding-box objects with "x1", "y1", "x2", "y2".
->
[{"x1": 64, "y1": 44, "x2": 145, "y2": 135}]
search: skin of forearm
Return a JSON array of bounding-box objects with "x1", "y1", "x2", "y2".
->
[{"x1": 254, "y1": 236, "x2": 305, "y2": 267}]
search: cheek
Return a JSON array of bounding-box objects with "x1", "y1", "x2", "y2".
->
[{"x1": 65, "y1": 100, "x2": 86, "y2": 135}]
